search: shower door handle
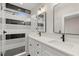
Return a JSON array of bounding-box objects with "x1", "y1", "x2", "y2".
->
[{"x1": 3, "y1": 30, "x2": 7, "y2": 34}]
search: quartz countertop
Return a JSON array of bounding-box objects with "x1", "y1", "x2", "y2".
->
[{"x1": 29, "y1": 33, "x2": 79, "y2": 56}]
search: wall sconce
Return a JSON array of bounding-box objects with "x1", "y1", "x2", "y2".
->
[{"x1": 37, "y1": 5, "x2": 47, "y2": 15}]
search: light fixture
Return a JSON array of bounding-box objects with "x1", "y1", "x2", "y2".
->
[{"x1": 37, "y1": 5, "x2": 47, "y2": 15}]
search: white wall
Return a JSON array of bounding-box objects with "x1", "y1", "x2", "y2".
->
[
  {"x1": 46, "y1": 4, "x2": 54, "y2": 34},
  {"x1": 31, "y1": 3, "x2": 54, "y2": 34},
  {"x1": 31, "y1": 3, "x2": 79, "y2": 45},
  {"x1": 31, "y1": 3, "x2": 45, "y2": 15}
]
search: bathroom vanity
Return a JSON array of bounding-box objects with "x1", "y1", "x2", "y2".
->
[
  {"x1": 27, "y1": 3, "x2": 79, "y2": 56},
  {"x1": 27, "y1": 33, "x2": 79, "y2": 56}
]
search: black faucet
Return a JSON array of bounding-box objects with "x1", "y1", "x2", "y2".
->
[
  {"x1": 61, "y1": 33, "x2": 65, "y2": 42},
  {"x1": 38, "y1": 32, "x2": 41, "y2": 36}
]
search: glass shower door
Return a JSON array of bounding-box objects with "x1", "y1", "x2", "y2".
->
[
  {"x1": 0, "y1": 3, "x2": 2, "y2": 56},
  {"x1": 0, "y1": 16, "x2": 2, "y2": 56}
]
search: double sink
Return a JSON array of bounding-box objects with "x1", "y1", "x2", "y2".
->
[
  {"x1": 48, "y1": 39, "x2": 74, "y2": 49},
  {"x1": 36, "y1": 34, "x2": 74, "y2": 49},
  {"x1": 30, "y1": 33, "x2": 79, "y2": 55}
]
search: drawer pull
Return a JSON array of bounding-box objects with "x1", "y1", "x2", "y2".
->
[
  {"x1": 37, "y1": 52, "x2": 39, "y2": 54},
  {"x1": 30, "y1": 44, "x2": 32, "y2": 46},
  {"x1": 37, "y1": 44, "x2": 39, "y2": 46}
]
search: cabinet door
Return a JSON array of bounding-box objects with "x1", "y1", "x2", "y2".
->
[
  {"x1": 28, "y1": 38, "x2": 35, "y2": 56},
  {"x1": 28, "y1": 37, "x2": 42, "y2": 56},
  {"x1": 35, "y1": 49, "x2": 41, "y2": 56},
  {"x1": 0, "y1": 3, "x2": 2, "y2": 56},
  {"x1": 35, "y1": 41, "x2": 41, "y2": 50},
  {"x1": 35, "y1": 41, "x2": 42, "y2": 56},
  {"x1": 34, "y1": 40, "x2": 41, "y2": 56}
]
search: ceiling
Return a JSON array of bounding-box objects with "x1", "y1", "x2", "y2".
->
[{"x1": 11, "y1": 3, "x2": 41, "y2": 10}]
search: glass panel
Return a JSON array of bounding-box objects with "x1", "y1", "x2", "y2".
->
[
  {"x1": 6, "y1": 3, "x2": 31, "y2": 14},
  {"x1": 6, "y1": 33, "x2": 25, "y2": 40},
  {"x1": 0, "y1": 29, "x2": 2, "y2": 56},
  {"x1": 24, "y1": 22, "x2": 31, "y2": 25},
  {"x1": 6, "y1": 19, "x2": 25, "y2": 25},
  {"x1": 37, "y1": 23, "x2": 44, "y2": 27},
  {"x1": 1, "y1": 3, "x2": 26, "y2": 56},
  {"x1": 0, "y1": 4, "x2": 2, "y2": 55},
  {"x1": 36, "y1": 12, "x2": 46, "y2": 32},
  {"x1": 4, "y1": 46, "x2": 25, "y2": 56}
]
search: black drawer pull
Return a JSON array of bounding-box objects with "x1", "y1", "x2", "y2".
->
[
  {"x1": 37, "y1": 52, "x2": 39, "y2": 54},
  {"x1": 37, "y1": 44, "x2": 39, "y2": 46},
  {"x1": 3, "y1": 30, "x2": 7, "y2": 34},
  {"x1": 30, "y1": 44, "x2": 32, "y2": 46}
]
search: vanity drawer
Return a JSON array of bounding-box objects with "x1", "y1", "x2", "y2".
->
[
  {"x1": 35, "y1": 40, "x2": 41, "y2": 50},
  {"x1": 28, "y1": 38, "x2": 35, "y2": 51},
  {"x1": 28, "y1": 37, "x2": 36, "y2": 56},
  {"x1": 35, "y1": 49, "x2": 42, "y2": 56}
]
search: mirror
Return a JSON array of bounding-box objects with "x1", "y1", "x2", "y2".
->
[
  {"x1": 64, "y1": 13, "x2": 79, "y2": 35},
  {"x1": 53, "y1": 4, "x2": 64, "y2": 34},
  {"x1": 36, "y1": 12, "x2": 46, "y2": 32},
  {"x1": 53, "y1": 3, "x2": 79, "y2": 35}
]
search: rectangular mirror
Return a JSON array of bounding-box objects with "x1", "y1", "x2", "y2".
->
[
  {"x1": 64, "y1": 13, "x2": 79, "y2": 35},
  {"x1": 36, "y1": 12, "x2": 46, "y2": 32},
  {"x1": 53, "y1": 3, "x2": 79, "y2": 35}
]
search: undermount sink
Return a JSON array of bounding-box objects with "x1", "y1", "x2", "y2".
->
[
  {"x1": 48, "y1": 39, "x2": 63, "y2": 44},
  {"x1": 48, "y1": 40, "x2": 74, "y2": 49}
]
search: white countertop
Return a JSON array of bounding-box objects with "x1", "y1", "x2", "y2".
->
[{"x1": 29, "y1": 33, "x2": 79, "y2": 56}]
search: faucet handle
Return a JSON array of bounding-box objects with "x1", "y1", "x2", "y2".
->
[{"x1": 61, "y1": 34, "x2": 65, "y2": 42}]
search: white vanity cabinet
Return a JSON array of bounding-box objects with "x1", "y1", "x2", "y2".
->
[
  {"x1": 28, "y1": 37, "x2": 42, "y2": 56},
  {"x1": 28, "y1": 37, "x2": 35, "y2": 56},
  {"x1": 34, "y1": 41, "x2": 42, "y2": 56},
  {"x1": 28, "y1": 36, "x2": 71, "y2": 56}
]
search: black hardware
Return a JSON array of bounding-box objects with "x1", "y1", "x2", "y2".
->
[
  {"x1": 3, "y1": 30, "x2": 7, "y2": 34},
  {"x1": 38, "y1": 32, "x2": 41, "y2": 36},
  {"x1": 1, "y1": 52, "x2": 3, "y2": 56},
  {"x1": 27, "y1": 54, "x2": 31, "y2": 56},
  {"x1": 37, "y1": 52, "x2": 39, "y2": 54},
  {"x1": 61, "y1": 34, "x2": 65, "y2": 42},
  {"x1": 30, "y1": 44, "x2": 32, "y2": 46},
  {"x1": 37, "y1": 44, "x2": 39, "y2": 46}
]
